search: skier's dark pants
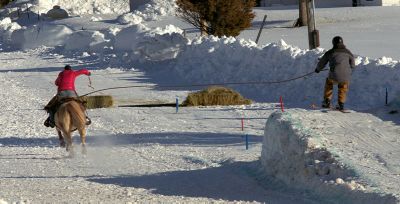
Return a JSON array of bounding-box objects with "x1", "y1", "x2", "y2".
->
[{"x1": 324, "y1": 78, "x2": 349, "y2": 104}]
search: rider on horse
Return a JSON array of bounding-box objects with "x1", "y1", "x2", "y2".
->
[{"x1": 44, "y1": 65, "x2": 91, "y2": 128}]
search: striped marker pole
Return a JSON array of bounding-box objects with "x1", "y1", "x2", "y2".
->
[
  {"x1": 245, "y1": 134, "x2": 249, "y2": 150},
  {"x1": 241, "y1": 118, "x2": 244, "y2": 131},
  {"x1": 385, "y1": 88, "x2": 388, "y2": 105},
  {"x1": 280, "y1": 96, "x2": 284, "y2": 112},
  {"x1": 176, "y1": 97, "x2": 179, "y2": 113}
]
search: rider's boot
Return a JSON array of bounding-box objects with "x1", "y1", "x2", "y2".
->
[{"x1": 86, "y1": 116, "x2": 91, "y2": 125}]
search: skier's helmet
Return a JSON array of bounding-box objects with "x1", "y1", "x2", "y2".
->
[{"x1": 332, "y1": 36, "x2": 343, "y2": 46}]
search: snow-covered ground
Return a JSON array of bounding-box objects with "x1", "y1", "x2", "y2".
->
[{"x1": 1, "y1": 0, "x2": 400, "y2": 203}]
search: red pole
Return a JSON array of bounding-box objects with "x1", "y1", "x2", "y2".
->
[
  {"x1": 241, "y1": 118, "x2": 244, "y2": 131},
  {"x1": 280, "y1": 96, "x2": 284, "y2": 112}
]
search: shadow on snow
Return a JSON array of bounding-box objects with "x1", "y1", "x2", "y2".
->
[
  {"x1": 87, "y1": 160, "x2": 315, "y2": 204},
  {"x1": 0, "y1": 132, "x2": 262, "y2": 148}
]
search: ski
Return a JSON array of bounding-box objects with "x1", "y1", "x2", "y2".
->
[
  {"x1": 319, "y1": 107, "x2": 352, "y2": 113},
  {"x1": 310, "y1": 104, "x2": 353, "y2": 113}
]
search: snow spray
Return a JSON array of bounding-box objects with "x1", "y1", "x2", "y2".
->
[{"x1": 280, "y1": 96, "x2": 284, "y2": 112}]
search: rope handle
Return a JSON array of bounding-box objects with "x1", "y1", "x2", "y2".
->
[{"x1": 88, "y1": 76, "x2": 95, "y2": 90}]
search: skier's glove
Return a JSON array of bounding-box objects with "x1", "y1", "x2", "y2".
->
[{"x1": 315, "y1": 68, "x2": 320, "y2": 73}]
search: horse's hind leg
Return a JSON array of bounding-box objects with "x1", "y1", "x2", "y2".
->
[
  {"x1": 63, "y1": 130, "x2": 74, "y2": 157},
  {"x1": 57, "y1": 130, "x2": 65, "y2": 147},
  {"x1": 78, "y1": 128, "x2": 87, "y2": 155}
]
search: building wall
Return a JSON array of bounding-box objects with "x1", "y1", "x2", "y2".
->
[
  {"x1": 260, "y1": 0, "x2": 400, "y2": 7},
  {"x1": 381, "y1": 0, "x2": 400, "y2": 6}
]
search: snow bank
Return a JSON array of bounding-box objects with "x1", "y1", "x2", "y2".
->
[
  {"x1": 156, "y1": 36, "x2": 400, "y2": 109},
  {"x1": 0, "y1": 17, "x2": 22, "y2": 42},
  {"x1": 261, "y1": 110, "x2": 398, "y2": 203},
  {"x1": 4, "y1": 0, "x2": 400, "y2": 110},
  {"x1": 113, "y1": 24, "x2": 187, "y2": 62},
  {"x1": 64, "y1": 30, "x2": 109, "y2": 52},
  {"x1": 10, "y1": 24, "x2": 73, "y2": 50},
  {"x1": 32, "y1": 0, "x2": 130, "y2": 15},
  {"x1": 118, "y1": 0, "x2": 177, "y2": 24},
  {"x1": 114, "y1": 24, "x2": 149, "y2": 51},
  {"x1": 388, "y1": 94, "x2": 400, "y2": 109}
]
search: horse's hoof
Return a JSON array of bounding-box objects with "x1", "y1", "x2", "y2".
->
[
  {"x1": 81, "y1": 147, "x2": 87, "y2": 155},
  {"x1": 60, "y1": 142, "x2": 66, "y2": 148},
  {"x1": 67, "y1": 150, "x2": 75, "y2": 158}
]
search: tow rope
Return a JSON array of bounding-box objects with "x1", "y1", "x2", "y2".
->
[{"x1": 81, "y1": 69, "x2": 327, "y2": 97}]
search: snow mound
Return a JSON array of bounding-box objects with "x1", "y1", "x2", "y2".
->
[
  {"x1": 134, "y1": 25, "x2": 187, "y2": 61},
  {"x1": 64, "y1": 30, "x2": 109, "y2": 52},
  {"x1": 10, "y1": 24, "x2": 73, "y2": 50},
  {"x1": 32, "y1": 0, "x2": 130, "y2": 15},
  {"x1": 117, "y1": 0, "x2": 177, "y2": 24},
  {"x1": 159, "y1": 36, "x2": 400, "y2": 109},
  {"x1": 0, "y1": 17, "x2": 22, "y2": 42},
  {"x1": 388, "y1": 94, "x2": 400, "y2": 109},
  {"x1": 261, "y1": 110, "x2": 398, "y2": 203}
]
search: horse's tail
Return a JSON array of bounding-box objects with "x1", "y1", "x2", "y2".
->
[
  {"x1": 66, "y1": 101, "x2": 86, "y2": 129},
  {"x1": 56, "y1": 105, "x2": 71, "y2": 131}
]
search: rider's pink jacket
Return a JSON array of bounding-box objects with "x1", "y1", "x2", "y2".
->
[{"x1": 55, "y1": 69, "x2": 90, "y2": 92}]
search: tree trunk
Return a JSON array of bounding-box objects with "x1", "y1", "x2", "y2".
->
[
  {"x1": 200, "y1": 19, "x2": 208, "y2": 36},
  {"x1": 129, "y1": 0, "x2": 134, "y2": 12}
]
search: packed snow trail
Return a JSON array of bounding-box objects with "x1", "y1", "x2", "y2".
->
[{"x1": 0, "y1": 50, "x2": 322, "y2": 203}]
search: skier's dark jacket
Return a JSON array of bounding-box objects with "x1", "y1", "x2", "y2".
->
[{"x1": 315, "y1": 43, "x2": 356, "y2": 83}]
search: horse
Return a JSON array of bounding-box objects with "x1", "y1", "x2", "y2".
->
[{"x1": 54, "y1": 99, "x2": 88, "y2": 157}]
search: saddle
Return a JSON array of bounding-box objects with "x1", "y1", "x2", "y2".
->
[
  {"x1": 45, "y1": 96, "x2": 86, "y2": 113},
  {"x1": 44, "y1": 96, "x2": 91, "y2": 126}
]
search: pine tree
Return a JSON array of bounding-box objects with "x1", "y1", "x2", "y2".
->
[
  {"x1": 0, "y1": 0, "x2": 12, "y2": 8},
  {"x1": 176, "y1": 0, "x2": 256, "y2": 37}
]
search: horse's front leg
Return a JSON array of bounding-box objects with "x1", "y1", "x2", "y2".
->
[{"x1": 57, "y1": 130, "x2": 65, "y2": 147}]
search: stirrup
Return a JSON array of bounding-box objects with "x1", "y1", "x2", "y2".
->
[
  {"x1": 86, "y1": 117, "x2": 91, "y2": 125},
  {"x1": 44, "y1": 119, "x2": 50, "y2": 127},
  {"x1": 44, "y1": 118, "x2": 55, "y2": 128}
]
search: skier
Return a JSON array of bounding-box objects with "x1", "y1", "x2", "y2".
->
[
  {"x1": 44, "y1": 65, "x2": 91, "y2": 127},
  {"x1": 315, "y1": 36, "x2": 356, "y2": 111}
]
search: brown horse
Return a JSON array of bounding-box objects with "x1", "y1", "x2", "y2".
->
[{"x1": 54, "y1": 99, "x2": 87, "y2": 157}]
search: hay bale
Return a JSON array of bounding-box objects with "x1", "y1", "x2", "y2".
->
[
  {"x1": 81, "y1": 95, "x2": 114, "y2": 109},
  {"x1": 182, "y1": 86, "x2": 252, "y2": 107}
]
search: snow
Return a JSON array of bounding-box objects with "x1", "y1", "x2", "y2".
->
[
  {"x1": 262, "y1": 110, "x2": 400, "y2": 203},
  {"x1": 1, "y1": 0, "x2": 400, "y2": 203},
  {"x1": 32, "y1": 0, "x2": 130, "y2": 15}
]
